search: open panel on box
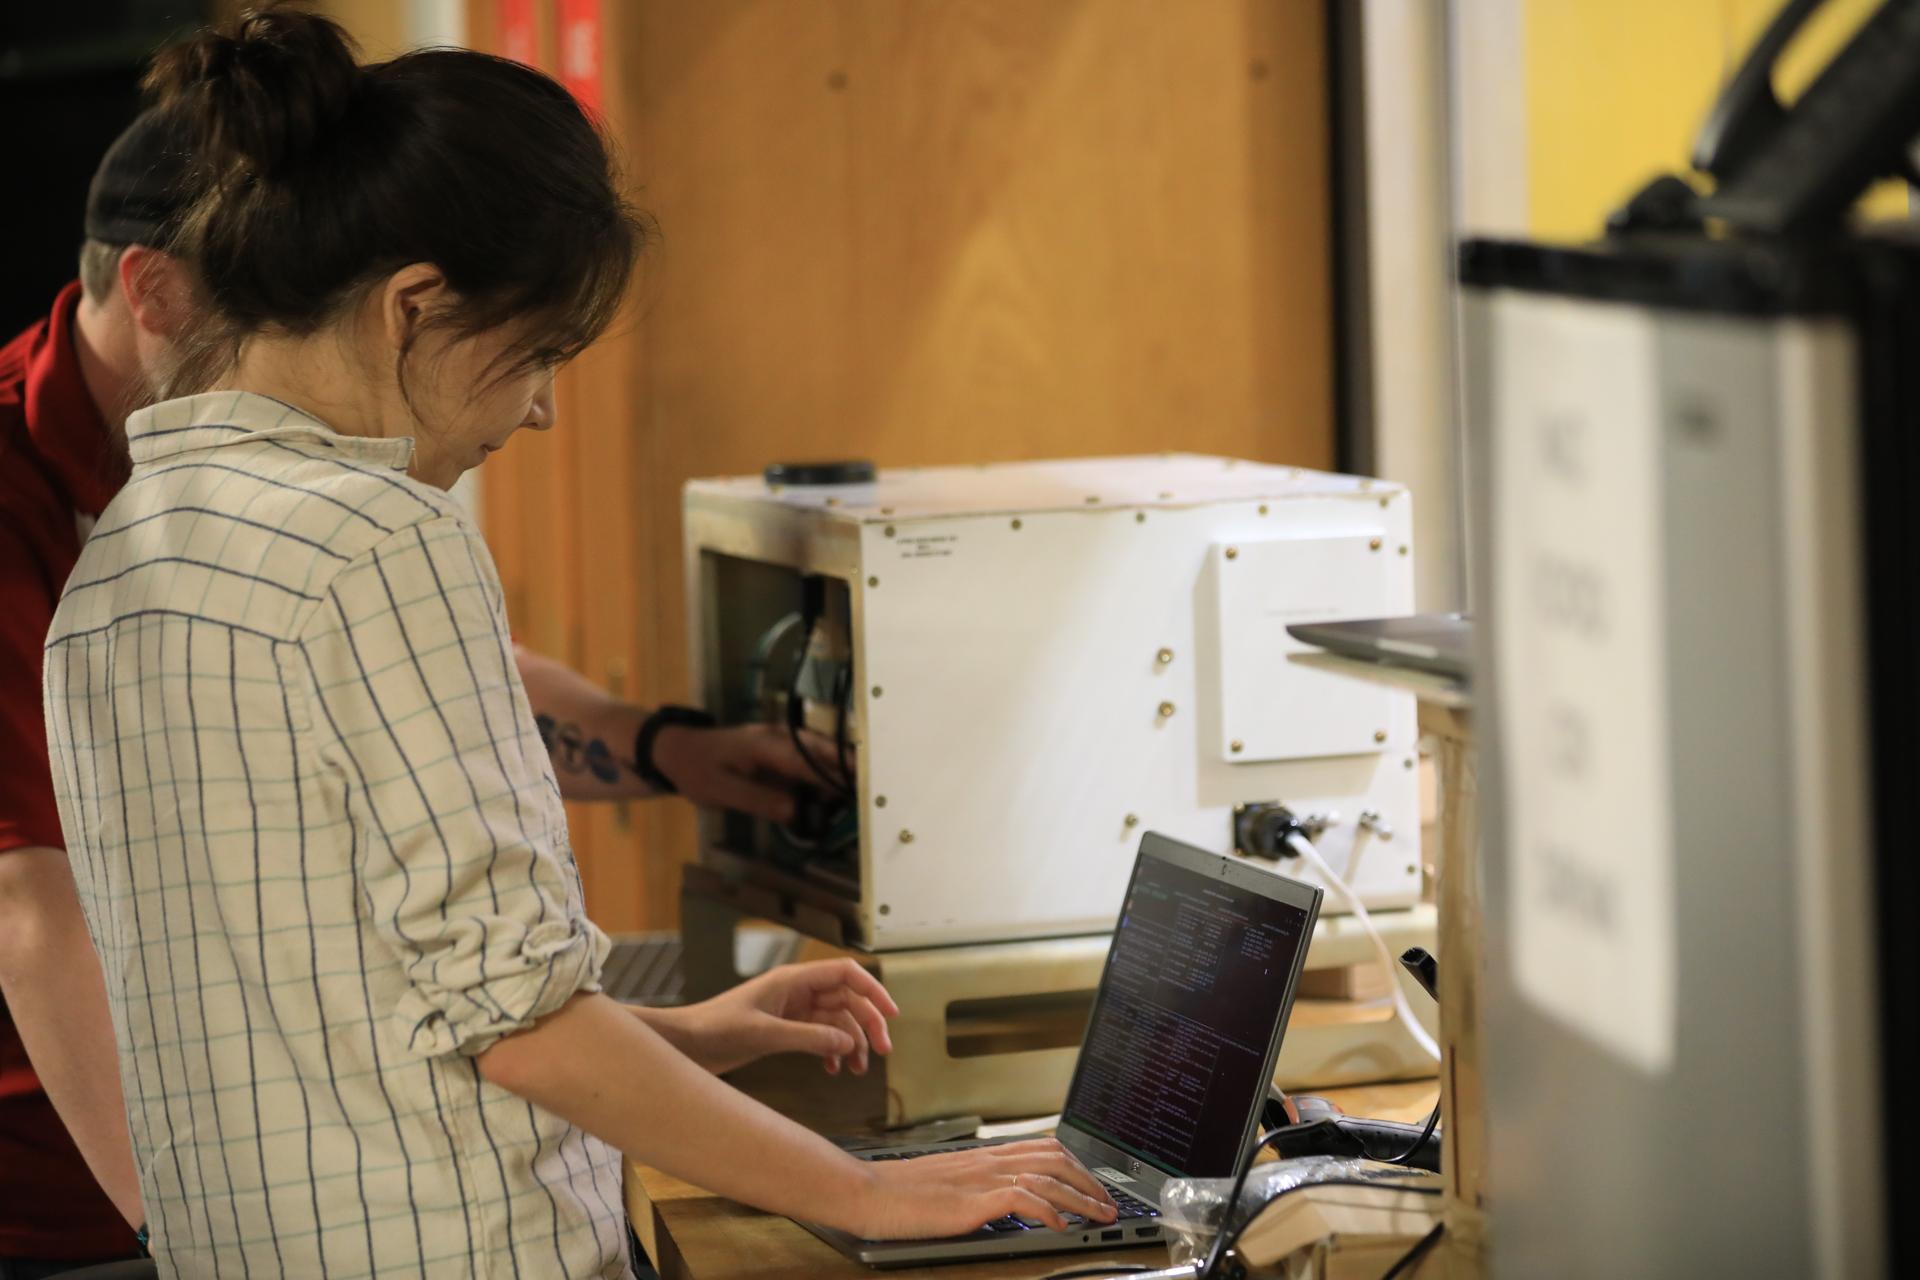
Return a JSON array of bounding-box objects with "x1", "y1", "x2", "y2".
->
[{"x1": 695, "y1": 550, "x2": 862, "y2": 900}]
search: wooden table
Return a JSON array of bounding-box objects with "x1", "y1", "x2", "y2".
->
[{"x1": 624, "y1": 1060, "x2": 1439, "y2": 1280}]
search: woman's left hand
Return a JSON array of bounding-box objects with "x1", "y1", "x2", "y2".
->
[{"x1": 643, "y1": 958, "x2": 899, "y2": 1076}]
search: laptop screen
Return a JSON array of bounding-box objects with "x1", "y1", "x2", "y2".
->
[{"x1": 1060, "y1": 849, "x2": 1313, "y2": 1179}]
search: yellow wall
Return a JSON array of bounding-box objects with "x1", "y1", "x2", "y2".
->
[
  {"x1": 1524, "y1": 0, "x2": 1907, "y2": 239},
  {"x1": 307, "y1": 0, "x2": 415, "y2": 61}
]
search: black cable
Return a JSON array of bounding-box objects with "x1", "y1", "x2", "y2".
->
[
  {"x1": 1379, "y1": 1221, "x2": 1445, "y2": 1280},
  {"x1": 1197, "y1": 1125, "x2": 1286, "y2": 1280},
  {"x1": 1374, "y1": 1100, "x2": 1442, "y2": 1167},
  {"x1": 833, "y1": 661, "x2": 852, "y2": 783},
  {"x1": 786, "y1": 614, "x2": 850, "y2": 797}
]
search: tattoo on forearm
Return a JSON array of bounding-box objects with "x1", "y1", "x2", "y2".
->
[{"x1": 535, "y1": 713, "x2": 634, "y2": 784}]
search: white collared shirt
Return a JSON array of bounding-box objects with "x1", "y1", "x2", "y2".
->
[{"x1": 42, "y1": 391, "x2": 625, "y2": 1278}]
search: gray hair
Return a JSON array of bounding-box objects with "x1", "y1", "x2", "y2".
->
[{"x1": 78, "y1": 239, "x2": 128, "y2": 305}]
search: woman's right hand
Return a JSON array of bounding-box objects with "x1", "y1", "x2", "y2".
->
[{"x1": 843, "y1": 1138, "x2": 1121, "y2": 1241}]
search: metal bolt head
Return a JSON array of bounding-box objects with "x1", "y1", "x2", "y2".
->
[
  {"x1": 1158, "y1": 701, "x2": 1176, "y2": 718},
  {"x1": 1374, "y1": 729, "x2": 1388, "y2": 743},
  {"x1": 1011, "y1": 518, "x2": 1023, "y2": 530},
  {"x1": 1404, "y1": 757, "x2": 1416, "y2": 770},
  {"x1": 1156, "y1": 647, "x2": 1174, "y2": 665},
  {"x1": 1085, "y1": 495, "x2": 1101, "y2": 505},
  {"x1": 1225, "y1": 547, "x2": 1239, "y2": 561},
  {"x1": 1369, "y1": 537, "x2": 1383, "y2": 551},
  {"x1": 1230, "y1": 739, "x2": 1244, "y2": 754},
  {"x1": 867, "y1": 576, "x2": 879, "y2": 588},
  {"x1": 881, "y1": 506, "x2": 895, "y2": 515},
  {"x1": 1124, "y1": 814, "x2": 1140, "y2": 828},
  {"x1": 875, "y1": 795, "x2": 888, "y2": 809},
  {"x1": 884, "y1": 524, "x2": 896, "y2": 537},
  {"x1": 879, "y1": 903, "x2": 891, "y2": 916},
  {"x1": 871, "y1": 686, "x2": 884, "y2": 698},
  {"x1": 1379, "y1": 496, "x2": 1390, "y2": 508},
  {"x1": 1135, "y1": 512, "x2": 1146, "y2": 524},
  {"x1": 898, "y1": 829, "x2": 915, "y2": 844},
  {"x1": 1257, "y1": 504, "x2": 1269, "y2": 516},
  {"x1": 1399, "y1": 544, "x2": 1409, "y2": 556}
]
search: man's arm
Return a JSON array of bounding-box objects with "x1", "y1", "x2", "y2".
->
[
  {"x1": 0, "y1": 526, "x2": 141, "y2": 1228},
  {"x1": 0, "y1": 848, "x2": 144, "y2": 1228},
  {"x1": 512, "y1": 645, "x2": 650, "y2": 802},
  {"x1": 512, "y1": 644, "x2": 849, "y2": 822}
]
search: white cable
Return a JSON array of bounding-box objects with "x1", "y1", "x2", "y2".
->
[{"x1": 1285, "y1": 830, "x2": 1440, "y2": 1062}]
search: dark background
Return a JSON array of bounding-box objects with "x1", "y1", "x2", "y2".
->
[{"x1": 0, "y1": 1, "x2": 204, "y2": 336}]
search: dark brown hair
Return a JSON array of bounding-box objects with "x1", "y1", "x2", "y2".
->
[{"x1": 146, "y1": 6, "x2": 643, "y2": 394}]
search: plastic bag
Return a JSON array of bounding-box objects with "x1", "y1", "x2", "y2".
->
[{"x1": 1158, "y1": 1155, "x2": 1441, "y2": 1270}]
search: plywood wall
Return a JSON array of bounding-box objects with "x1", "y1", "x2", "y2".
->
[{"x1": 474, "y1": 0, "x2": 1335, "y2": 930}]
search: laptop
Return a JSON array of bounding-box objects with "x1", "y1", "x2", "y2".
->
[
  {"x1": 1286, "y1": 612, "x2": 1474, "y2": 682},
  {"x1": 798, "y1": 831, "x2": 1323, "y2": 1267}
]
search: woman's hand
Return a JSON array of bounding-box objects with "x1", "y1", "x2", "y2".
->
[
  {"x1": 846, "y1": 1139, "x2": 1120, "y2": 1240},
  {"x1": 643, "y1": 958, "x2": 898, "y2": 1076}
]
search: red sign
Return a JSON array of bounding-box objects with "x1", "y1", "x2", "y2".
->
[
  {"x1": 498, "y1": 0, "x2": 539, "y2": 69},
  {"x1": 557, "y1": 0, "x2": 604, "y2": 116}
]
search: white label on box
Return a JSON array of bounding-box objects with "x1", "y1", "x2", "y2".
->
[
  {"x1": 1492, "y1": 295, "x2": 1676, "y2": 1075},
  {"x1": 1213, "y1": 533, "x2": 1408, "y2": 762}
]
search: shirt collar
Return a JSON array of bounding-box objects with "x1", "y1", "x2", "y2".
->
[
  {"x1": 125, "y1": 390, "x2": 417, "y2": 471},
  {"x1": 24, "y1": 281, "x2": 127, "y2": 516}
]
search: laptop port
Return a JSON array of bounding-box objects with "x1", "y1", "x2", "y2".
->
[
  {"x1": 1100, "y1": 1229, "x2": 1122, "y2": 1242},
  {"x1": 1134, "y1": 1226, "x2": 1160, "y2": 1238}
]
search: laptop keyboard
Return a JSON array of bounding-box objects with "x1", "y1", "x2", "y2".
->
[
  {"x1": 972, "y1": 1185, "x2": 1161, "y2": 1234},
  {"x1": 858, "y1": 1148, "x2": 1161, "y2": 1239}
]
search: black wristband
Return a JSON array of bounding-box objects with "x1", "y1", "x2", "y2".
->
[{"x1": 633, "y1": 705, "x2": 717, "y2": 795}]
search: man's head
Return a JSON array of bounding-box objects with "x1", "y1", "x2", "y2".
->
[{"x1": 75, "y1": 107, "x2": 201, "y2": 418}]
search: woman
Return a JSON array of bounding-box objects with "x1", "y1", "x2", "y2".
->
[{"x1": 42, "y1": 12, "x2": 1115, "y2": 1276}]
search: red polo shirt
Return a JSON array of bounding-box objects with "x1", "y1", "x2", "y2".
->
[{"x1": 0, "y1": 281, "x2": 136, "y2": 1260}]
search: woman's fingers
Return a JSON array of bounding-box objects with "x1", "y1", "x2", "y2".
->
[
  {"x1": 987, "y1": 1145, "x2": 1115, "y2": 1208},
  {"x1": 1006, "y1": 1174, "x2": 1114, "y2": 1225},
  {"x1": 998, "y1": 1186, "x2": 1070, "y2": 1232},
  {"x1": 927, "y1": 1143, "x2": 1118, "y2": 1219},
  {"x1": 825, "y1": 991, "x2": 890, "y2": 1057},
  {"x1": 864, "y1": 1145, "x2": 1120, "y2": 1239},
  {"x1": 797, "y1": 958, "x2": 900, "y2": 1018},
  {"x1": 822, "y1": 1006, "x2": 869, "y2": 1074}
]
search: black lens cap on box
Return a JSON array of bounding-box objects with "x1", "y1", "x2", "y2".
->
[{"x1": 764, "y1": 460, "x2": 876, "y2": 487}]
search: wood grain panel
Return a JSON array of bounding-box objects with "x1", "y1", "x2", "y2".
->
[
  {"x1": 478, "y1": 1, "x2": 1334, "y2": 930},
  {"x1": 554, "y1": 0, "x2": 660, "y2": 939}
]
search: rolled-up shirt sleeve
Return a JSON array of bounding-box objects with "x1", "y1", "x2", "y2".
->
[{"x1": 299, "y1": 514, "x2": 608, "y2": 1059}]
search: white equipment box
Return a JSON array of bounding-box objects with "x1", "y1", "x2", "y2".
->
[{"x1": 685, "y1": 454, "x2": 1420, "y2": 951}]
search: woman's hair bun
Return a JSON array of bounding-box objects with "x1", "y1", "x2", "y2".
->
[{"x1": 145, "y1": 6, "x2": 363, "y2": 181}]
